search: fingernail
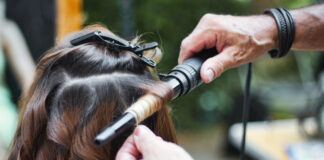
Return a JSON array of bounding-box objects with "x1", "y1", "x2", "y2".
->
[{"x1": 204, "y1": 68, "x2": 214, "y2": 83}]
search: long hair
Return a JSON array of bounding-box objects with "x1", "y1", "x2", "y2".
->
[{"x1": 8, "y1": 26, "x2": 176, "y2": 160}]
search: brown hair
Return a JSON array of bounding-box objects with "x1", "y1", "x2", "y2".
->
[{"x1": 8, "y1": 26, "x2": 176, "y2": 160}]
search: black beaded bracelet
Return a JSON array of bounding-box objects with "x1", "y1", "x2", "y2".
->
[{"x1": 264, "y1": 8, "x2": 295, "y2": 58}]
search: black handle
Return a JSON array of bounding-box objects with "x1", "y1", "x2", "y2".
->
[{"x1": 162, "y1": 48, "x2": 218, "y2": 99}]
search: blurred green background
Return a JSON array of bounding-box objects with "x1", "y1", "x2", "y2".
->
[
  {"x1": 82, "y1": 3, "x2": 323, "y2": 157},
  {"x1": 83, "y1": 0, "x2": 319, "y2": 131}
]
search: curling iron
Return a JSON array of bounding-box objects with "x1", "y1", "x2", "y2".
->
[
  {"x1": 71, "y1": 31, "x2": 252, "y2": 160},
  {"x1": 68, "y1": 31, "x2": 217, "y2": 146},
  {"x1": 94, "y1": 48, "x2": 217, "y2": 146}
]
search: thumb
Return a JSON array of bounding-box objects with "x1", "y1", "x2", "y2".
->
[
  {"x1": 200, "y1": 47, "x2": 235, "y2": 83},
  {"x1": 115, "y1": 136, "x2": 139, "y2": 160},
  {"x1": 133, "y1": 125, "x2": 163, "y2": 157}
]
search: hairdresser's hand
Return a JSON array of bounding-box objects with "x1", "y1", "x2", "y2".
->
[
  {"x1": 179, "y1": 14, "x2": 278, "y2": 83},
  {"x1": 116, "y1": 125, "x2": 193, "y2": 160}
]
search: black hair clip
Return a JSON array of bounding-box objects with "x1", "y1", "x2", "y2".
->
[{"x1": 70, "y1": 31, "x2": 157, "y2": 67}]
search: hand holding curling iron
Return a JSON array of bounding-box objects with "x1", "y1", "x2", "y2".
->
[
  {"x1": 178, "y1": 14, "x2": 278, "y2": 83},
  {"x1": 116, "y1": 125, "x2": 193, "y2": 160}
]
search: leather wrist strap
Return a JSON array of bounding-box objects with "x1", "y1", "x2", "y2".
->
[{"x1": 264, "y1": 8, "x2": 295, "y2": 58}]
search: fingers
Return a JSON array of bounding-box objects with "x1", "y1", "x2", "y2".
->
[
  {"x1": 200, "y1": 47, "x2": 237, "y2": 83},
  {"x1": 178, "y1": 28, "x2": 217, "y2": 64},
  {"x1": 115, "y1": 135, "x2": 140, "y2": 160},
  {"x1": 121, "y1": 125, "x2": 194, "y2": 160},
  {"x1": 178, "y1": 31, "x2": 204, "y2": 64},
  {"x1": 133, "y1": 125, "x2": 163, "y2": 156},
  {"x1": 116, "y1": 125, "x2": 164, "y2": 160}
]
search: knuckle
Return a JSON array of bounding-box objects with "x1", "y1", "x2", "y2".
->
[
  {"x1": 180, "y1": 41, "x2": 190, "y2": 53},
  {"x1": 181, "y1": 36, "x2": 197, "y2": 53},
  {"x1": 203, "y1": 27, "x2": 213, "y2": 34},
  {"x1": 180, "y1": 39, "x2": 188, "y2": 48},
  {"x1": 202, "y1": 29, "x2": 217, "y2": 47},
  {"x1": 202, "y1": 13, "x2": 212, "y2": 20},
  {"x1": 201, "y1": 13, "x2": 214, "y2": 23}
]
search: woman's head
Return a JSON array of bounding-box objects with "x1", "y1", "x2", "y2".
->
[{"x1": 9, "y1": 26, "x2": 176, "y2": 160}]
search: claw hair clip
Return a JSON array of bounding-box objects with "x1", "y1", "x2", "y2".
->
[{"x1": 70, "y1": 31, "x2": 157, "y2": 67}]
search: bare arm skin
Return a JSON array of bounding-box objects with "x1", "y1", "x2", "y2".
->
[
  {"x1": 291, "y1": 4, "x2": 324, "y2": 50},
  {"x1": 178, "y1": 4, "x2": 324, "y2": 83}
]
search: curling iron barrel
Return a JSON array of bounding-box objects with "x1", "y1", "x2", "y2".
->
[{"x1": 94, "y1": 48, "x2": 217, "y2": 146}]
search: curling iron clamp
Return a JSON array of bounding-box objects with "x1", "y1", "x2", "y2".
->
[{"x1": 69, "y1": 31, "x2": 217, "y2": 146}]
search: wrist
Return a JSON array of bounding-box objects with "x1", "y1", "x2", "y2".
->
[{"x1": 252, "y1": 15, "x2": 279, "y2": 51}]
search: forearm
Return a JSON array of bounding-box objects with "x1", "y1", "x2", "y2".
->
[
  {"x1": 178, "y1": 4, "x2": 324, "y2": 82},
  {"x1": 290, "y1": 4, "x2": 324, "y2": 51}
]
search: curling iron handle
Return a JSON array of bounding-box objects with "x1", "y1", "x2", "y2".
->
[{"x1": 163, "y1": 48, "x2": 217, "y2": 99}]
